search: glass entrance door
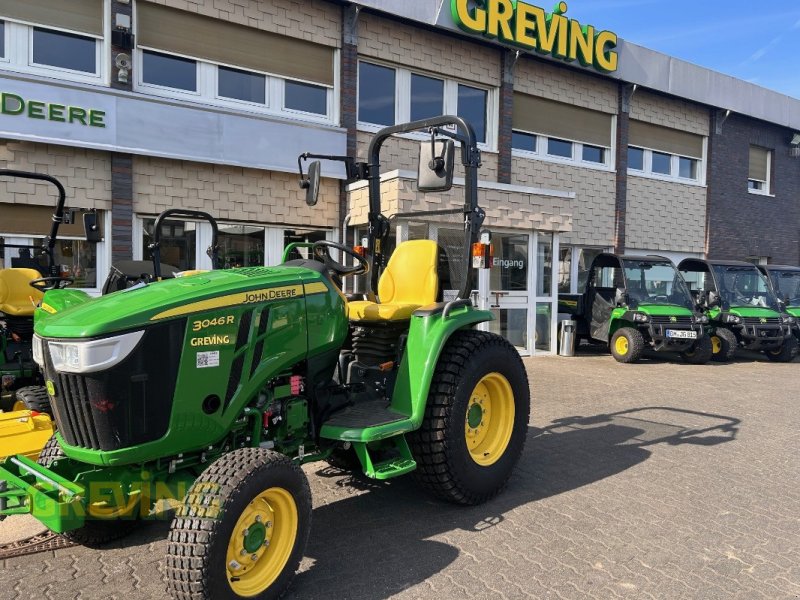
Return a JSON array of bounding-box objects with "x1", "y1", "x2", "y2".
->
[{"x1": 485, "y1": 232, "x2": 530, "y2": 353}]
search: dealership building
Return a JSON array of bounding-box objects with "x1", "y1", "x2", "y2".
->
[{"x1": 1, "y1": 0, "x2": 799, "y2": 355}]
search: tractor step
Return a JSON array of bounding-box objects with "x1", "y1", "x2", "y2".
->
[
  {"x1": 320, "y1": 400, "x2": 414, "y2": 442},
  {"x1": 351, "y1": 436, "x2": 416, "y2": 480}
]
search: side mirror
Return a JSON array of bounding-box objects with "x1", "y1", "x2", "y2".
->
[
  {"x1": 707, "y1": 290, "x2": 720, "y2": 307},
  {"x1": 418, "y1": 138, "x2": 455, "y2": 192},
  {"x1": 301, "y1": 160, "x2": 321, "y2": 206},
  {"x1": 694, "y1": 290, "x2": 707, "y2": 309},
  {"x1": 83, "y1": 211, "x2": 101, "y2": 243},
  {"x1": 614, "y1": 287, "x2": 627, "y2": 306}
]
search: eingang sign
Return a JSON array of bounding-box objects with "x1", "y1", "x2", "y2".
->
[{"x1": 451, "y1": 0, "x2": 618, "y2": 73}]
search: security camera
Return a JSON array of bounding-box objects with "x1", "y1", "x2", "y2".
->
[{"x1": 115, "y1": 53, "x2": 132, "y2": 83}]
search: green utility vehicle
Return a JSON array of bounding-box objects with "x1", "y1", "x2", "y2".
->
[
  {"x1": 758, "y1": 264, "x2": 800, "y2": 346},
  {"x1": 0, "y1": 117, "x2": 530, "y2": 600},
  {"x1": 559, "y1": 253, "x2": 712, "y2": 363},
  {"x1": 678, "y1": 259, "x2": 797, "y2": 362}
]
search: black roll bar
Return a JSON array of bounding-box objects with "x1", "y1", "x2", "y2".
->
[{"x1": 149, "y1": 209, "x2": 220, "y2": 280}]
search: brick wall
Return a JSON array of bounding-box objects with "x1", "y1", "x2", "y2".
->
[
  {"x1": 707, "y1": 113, "x2": 800, "y2": 263},
  {"x1": 630, "y1": 90, "x2": 708, "y2": 136},
  {"x1": 143, "y1": 0, "x2": 340, "y2": 46},
  {"x1": 0, "y1": 141, "x2": 111, "y2": 209},
  {"x1": 625, "y1": 176, "x2": 706, "y2": 253},
  {"x1": 132, "y1": 157, "x2": 337, "y2": 228}
]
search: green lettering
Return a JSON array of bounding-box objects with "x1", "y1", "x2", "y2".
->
[
  {"x1": 568, "y1": 20, "x2": 594, "y2": 66},
  {"x1": 89, "y1": 110, "x2": 106, "y2": 128},
  {"x1": 1, "y1": 93, "x2": 24, "y2": 115},
  {"x1": 68, "y1": 106, "x2": 87, "y2": 125},
  {"x1": 27, "y1": 100, "x2": 46, "y2": 119},
  {"x1": 514, "y1": 1, "x2": 538, "y2": 49},
  {"x1": 48, "y1": 103, "x2": 66, "y2": 122},
  {"x1": 486, "y1": 0, "x2": 514, "y2": 42},
  {"x1": 451, "y1": 0, "x2": 487, "y2": 33},
  {"x1": 594, "y1": 30, "x2": 618, "y2": 72}
]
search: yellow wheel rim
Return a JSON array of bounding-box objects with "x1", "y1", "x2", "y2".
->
[
  {"x1": 226, "y1": 487, "x2": 298, "y2": 597},
  {"x1": 464, "y1": 372, "x2": 515, "y2": 467},
  {"x1": 614, "y1": 336, "x2": 629, "y2": 355},
  {"x1": 12, "y1": 400, "x2": 25, "y2": 412},
  {"x1": 711, "y1": 336, "x2": 722, "y2": 354}
]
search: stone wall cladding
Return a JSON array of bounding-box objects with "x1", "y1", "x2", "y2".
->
[
  {"x1": 514, "y1": 56, "x2": 618, "y2": 114},
  {"x1": 707, "y1": 113, "x2": 800, "y2": 263},
  {"x1": 0, "y1": 141, "x2": 111, "y2": 209},
  {"x1": 630, "y1": 90, "x2": 709, "y2": 136},
  {"x1": 510, "y1": 157, "x2": 615, "y2": 247},
  {"x1": 143, "y1": 0, "x2": 340, "y2": 47},
  {"x1": 132, "y1": 156, "x2": 337, "y2": 228},
  {"x1": 625, "y1": 176, "x2": 706, "y2": 253},
  {"x1": 347, "y1": 176, "x2": 572, "y2": 234},
  {"x1": 358, "y1": 12, "x2": 500, "y2": 86}
]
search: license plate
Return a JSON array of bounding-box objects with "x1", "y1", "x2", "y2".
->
[{"x1": 666, "y1": 329, "x2": 697, "y2": 339}]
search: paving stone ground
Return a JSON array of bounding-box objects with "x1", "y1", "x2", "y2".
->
[{"x1": 1, "y1": 347, "x2": 799, "y2": 599}]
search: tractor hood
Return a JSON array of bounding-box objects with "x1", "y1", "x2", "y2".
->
[
  {"x1": 35, "y1": 267, "x2": 319, "y2": 338},
  {"x1": 726, "y1": 306, "x2": 781, "y2": 319},
  {"x1": 634, "y1": 304, "x2": 694, "y2": 317}
]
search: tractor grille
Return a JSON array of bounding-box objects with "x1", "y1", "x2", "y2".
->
[
  {"x1": 650, "y1": 316, "x2": 693, "y2": 326},
  {"x1": 743, "y1": 317, "x2": 780, "y2": 325},
  {"x1": 43, "y1": 320, "x2": 184, "y2": 451}
]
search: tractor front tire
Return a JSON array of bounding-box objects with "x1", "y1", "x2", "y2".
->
[
  {"x1": 166, "y1": 448, "x2": 311, "y2": 600},
  {"x1": 710, "y1": 328, "x2": 737, "y2": 362},
  {"x1": 37, "y1": 435, "x2": 138, "y2": 547},
  {"x1": 16, "y1": 386, "x2": 53, "y2": 417},
  {"x1": 764, "y1": 336, "x2": 799, "y2": 363},
  {"x1": 680, "y1": 334, "x2": 713, "y2": 365},
  {"x1": 610, "y1": 327, "x2": 645, "y2": 363},
  {"x1": 408, "y1": 330, "x2": 529, "y2": 506}
]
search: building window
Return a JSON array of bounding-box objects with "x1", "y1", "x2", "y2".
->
[
  {"x1": 218, "y1": 66, "x2": 265, "y2": 104},
  {"x1": 582, "y1": 144, "x2": 605, "y2": 164},
  {"x1": 358, "y1": 61, "x2": 496, "y2": 148},
  {"x1": 547, "y1": 137, "x2": 573, "y2": 158},
  {"x1": 513, "y1": 129, "x2": 611, "y2": 167},
  {"x1": 284, "y1": 80, "x2": 327, "y2": 115},
  {"x1": 512, "y1": 131, "x2": 536, "y2": 152},
  {"x1": 142, "y1": 50, "x2": 197, "y2": 92},
  {"x1": 0, "y1": 3, "x2": 106, "y2": 84},
  {"x1": 627, "y1": 120, "x2": 705, "y2": 183},
  {"x1": 748, "y1": 145, "x2": 771, "y2": 195}
]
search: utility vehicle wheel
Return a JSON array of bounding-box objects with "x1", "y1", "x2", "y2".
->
[
  {"x1": 16, "y1": 386, "x2": 53, "y2": 417},
  {"x1": 710, "y1": 328, "x2": 737, "y2": 362},
  {"x1": 680, "y1": 335, "x2": 713, "y2": 365},
  {"x1": 764, "y1": 336, "x2": 799, "y2": 363},
  {"x1": 166, "y1": 448, "x2": 311, "y2": 600},
  {"x1": 37, "y1": 435, "x2": 138, "y2": 547},
  {"x1": 408, "y1": 330, "x2": 529, "y2": 505},
  {"x1": 609, "y1": 328, "x2": 645, "y2": 363}
]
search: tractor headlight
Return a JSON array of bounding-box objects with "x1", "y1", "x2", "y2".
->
[
  {"x1": 783, "y1": 315, "x2": 797, "y2": 325},
  {"x1": 631, "y1": 312, "x2": 650, "y2": 323},
  {"x1": 695, "y1": 315, "x2": 709, "y2": 324},
  {"x1": 48, "y1": 330, "x2": 145, "y2": 374},
  {"x1": 724, "y1": 314, "x2": 742, "y2": 324},
  {"x1": 32, "y1": 334, "x2": 44, "y2": 367}
]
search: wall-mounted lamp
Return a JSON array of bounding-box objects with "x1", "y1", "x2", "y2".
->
[{"x1": 790, "y1": 132, "x2": 800, "y2": 146}]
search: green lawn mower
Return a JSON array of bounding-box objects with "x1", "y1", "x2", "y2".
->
[
  {"x1": 559, "y1": 253, "x2": 712, "y2": 363},
  {"x1": 679, "y1": 259, "x2": 797, "y2": 362},
  {"x1": 0, "y1": 116, "x2": 530, "y2": 600},
  {"x1": 759, "y1": 264, "x2": 800, "y2": 348}
]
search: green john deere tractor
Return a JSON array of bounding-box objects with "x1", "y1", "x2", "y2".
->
[
  {"x1": 559, "y1": 253, "x2": 712, "y2": 363},
  {"x1": 679, "y1": 259, "x2": 797, "y2": 362},
  {"x1": 759, "y1": 264, "x2": 800, "y2": 349},
  {"x1": 0, "y1": 117, "x2": 530, "y2": 599}
]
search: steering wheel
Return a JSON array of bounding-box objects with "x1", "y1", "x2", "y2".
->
[
  {"x1": 311, "y1": 240, "x2": 369, "y2": 277},
  {"x1": 30, "y1": 277, "x2": 74, "y2": 291}
]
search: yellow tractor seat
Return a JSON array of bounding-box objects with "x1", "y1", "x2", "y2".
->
[
  {"x1": 0, "y1": 268, "x2": 44, "y2": 317},
  {"x1": 348, "y1": 239, "x2": 439, "y2": 322}
]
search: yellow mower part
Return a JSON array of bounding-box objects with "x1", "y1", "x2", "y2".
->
[
  {"x1": 0, "y1": 410, "x2": 55, "y2": 461},
  {"x1": 0, "y1": 268, "x2": 44, "y2": 317}
]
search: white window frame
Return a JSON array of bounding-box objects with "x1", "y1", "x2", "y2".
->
[
  {"x1": 626, "y1": 141, "x2": 707, "y2": 187},
  {"x1": 356, "y1": 59, "x2": 498, "y2": 152},
  {"x1": 0, "y1": 3, "x2": 110, "y2": 86},
  {"x1": 747, "y1": 149, "x2": 772, "y2": 196},
  {"x1": 511, "y1": 125, "x2": 615, "y2": 172},
  {"x1": 134, "y1": 46, "x2": 336, "y2": 126}
]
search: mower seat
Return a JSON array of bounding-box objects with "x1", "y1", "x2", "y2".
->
[
  {"x1": 0, "y1": 268, "x2": 44, "y2": 317},
  {"x1": 348, "y1": 240, "x2": 438, "y2": 322}
]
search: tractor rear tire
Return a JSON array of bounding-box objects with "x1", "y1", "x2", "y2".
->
[
  {"x1": 610, "y1": 327, "x2": 645, "y2": 363},
  {"x1": 166, "y1": 448, "x2": 311, "y2": 600},
  {"x1": 710, "y1": 328, "x2": 737, "y2": 362},
  {"x1": 37, "y1": 435, "x2": 138, "y2": 547},
  {"x1": 16, "y1": 386, "x2": 53, "y2": 417},
  {"x1": 765, "y1": 336, "x2": 799, "y2": 363},
  {"x1": 408, "y1": 330, "x2": 529, "y2": 506},
  {"x1": 680, "y1": 334, "x2": 713, "y2": 364}
]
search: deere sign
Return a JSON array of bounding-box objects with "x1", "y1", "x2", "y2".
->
[
  {"x1": 0, "y1": 92, "x2": 106, "y2": 127},
  {"x1": 451, "y1": 0, "x2": 619, "y2": 73}
]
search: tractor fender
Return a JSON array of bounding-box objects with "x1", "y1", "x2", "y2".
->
[{"x1": 390, "y1": 304, "x2": 493, "y2": 428}]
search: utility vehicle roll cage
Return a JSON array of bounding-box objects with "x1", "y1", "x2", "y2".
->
[
  {"x1": 148, "y1": 209, "x2": 220, "y2": 280},
  {"x1": 298, "y1": 115, "x2": 485, "y2": 301}
]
